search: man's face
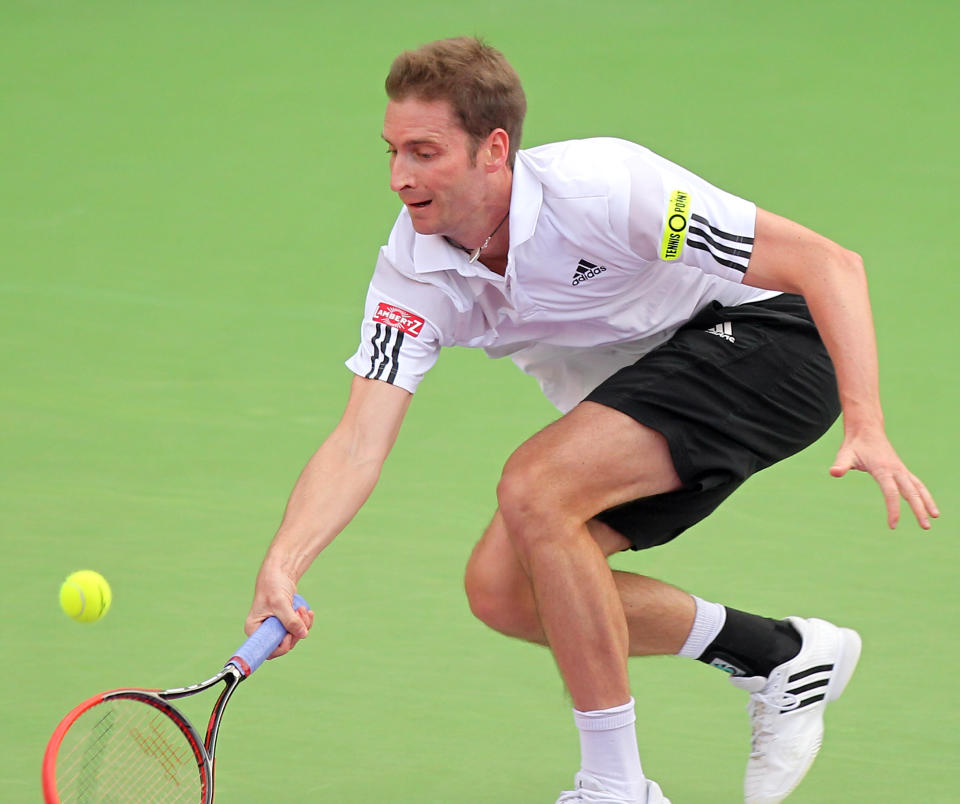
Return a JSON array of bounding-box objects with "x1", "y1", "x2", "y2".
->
[{"x1": 382, "y1": 96, "x2": 488, "y2": 241}]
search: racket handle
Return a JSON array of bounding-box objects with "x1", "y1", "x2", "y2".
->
[{"x1": 228, "y1": 594, "x2": 310, "y2": 677}]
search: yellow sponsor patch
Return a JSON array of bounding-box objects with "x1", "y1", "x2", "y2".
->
[{"x1": 659, "y1": 190, "x2": 691, "y2": 261}]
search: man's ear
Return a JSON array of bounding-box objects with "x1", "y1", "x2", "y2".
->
[{"x1": 482, "y1": 128, "x2": 510, "y2": 172}]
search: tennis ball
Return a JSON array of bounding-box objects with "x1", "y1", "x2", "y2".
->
[{"x1": 59, "y1": 570, "x2": 112, "y2": 623}]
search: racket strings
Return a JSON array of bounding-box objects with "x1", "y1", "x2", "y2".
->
[{"x1": 56, "y1": 698, "x2": 205, "y2": 803}]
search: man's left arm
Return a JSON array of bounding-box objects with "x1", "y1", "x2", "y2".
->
[{"x1": 743, "y1": 207, "x2": 939, "y2": 529}]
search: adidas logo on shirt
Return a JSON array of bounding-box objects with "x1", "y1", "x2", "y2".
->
[
  {"x1": 571, "y1": 259, "x2": 607, "y2": 286},
  {"x1": 705, "y1": 322, "x2": 735, "y2": 342}
]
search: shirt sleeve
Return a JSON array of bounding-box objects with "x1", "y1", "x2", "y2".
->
[
  {"x1": 623, "y1": 148, "x2": 757, "y2": 283},
  {"x1": 344, "y1": 283, "x2": 442, "y2": 395}
]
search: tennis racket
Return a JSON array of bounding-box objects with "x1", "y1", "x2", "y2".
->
[{"x1": 42, "y1": 594, "x2": 310, "y2": 803}]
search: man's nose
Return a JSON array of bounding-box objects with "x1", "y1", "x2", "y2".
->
[{"x1": 389, "y1": 156, "x2": 414, "y2": 193}]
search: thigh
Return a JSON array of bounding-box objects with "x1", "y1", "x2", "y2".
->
[
  {"x1": 586, "y1": 293, "x2": 840, "y2": 485},
  {"x1": 587, "y1": 293, "x2": 841, "y2": 549},
  {"x1": 500, "y1": 401, "x2": 684, "y2": 522}
]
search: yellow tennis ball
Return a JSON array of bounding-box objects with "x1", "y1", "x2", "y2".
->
[{"x1": 59, "y1": 570, "x2": 112, "y2": 623}]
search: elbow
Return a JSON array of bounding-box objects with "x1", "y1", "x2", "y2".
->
[
  {"x1": 840, "y1": 247, "x2": 865, "y2": 275},
  {"x1": 798, "y1": 244, "x2": 866, "y2": 300},
  {"x1": 817, "y1": 241, "x2": 864, "y2": 279},
  {"x1": 835, "y1": 246, "x2": 867, "y2": 291}
]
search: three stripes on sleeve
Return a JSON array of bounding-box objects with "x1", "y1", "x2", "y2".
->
[
  {"x1": 687, "y1": 213, "x2": 754, "y2": 273},
  {"x1": 365, "y1": 323, "x2": 404, "y2": 384}
]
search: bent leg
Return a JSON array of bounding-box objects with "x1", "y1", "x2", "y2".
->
[
  {"x1": 466, "y1": 511, "x2": 695, "y2": 656},
  {"x1": 490, "y1": 401, "x2": 694, "y2": 711}
]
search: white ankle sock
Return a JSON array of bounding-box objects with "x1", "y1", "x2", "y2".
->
[
  {"x1": 573, "y1": 697, "x2": 646, "y2": 798},
  {"x1": 677, "y1": 595, "x2": 726, "y2": 659}
]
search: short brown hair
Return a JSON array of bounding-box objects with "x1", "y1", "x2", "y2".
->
[{"x1": 385, "y1": 37, "x2": 526, "y2": 167}]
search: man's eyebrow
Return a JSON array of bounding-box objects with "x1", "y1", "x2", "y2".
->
[{"x1": 381, "y1": 135, "x2": 442, "y2": 148}]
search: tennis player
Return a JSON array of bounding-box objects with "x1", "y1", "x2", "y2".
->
[{"x1": 246, "y1": 37, "x2": 938, "y2": 804}]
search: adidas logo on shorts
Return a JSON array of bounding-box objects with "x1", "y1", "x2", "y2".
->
[
  {"x1": 705, "y1": 322, "x2": 735, "y2": 342},
  {"x1": 571, "y1": 259, "x2": 607, "y2": 286}
]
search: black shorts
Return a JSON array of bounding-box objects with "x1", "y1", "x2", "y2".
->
[{"x1": 585, "y1": 293, "x2": 840, "y2": 550}]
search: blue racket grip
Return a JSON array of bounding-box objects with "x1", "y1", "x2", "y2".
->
[{"x1": 228, "y1": 594, "x2": 310, "y2": 677}]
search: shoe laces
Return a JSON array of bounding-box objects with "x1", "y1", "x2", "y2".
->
[
  {"x1": 555, "y1": 781, "x2": 632, "y2": 803},
  {"x1": 746, "y1": 685, "x2": 801, "y2": 757}
]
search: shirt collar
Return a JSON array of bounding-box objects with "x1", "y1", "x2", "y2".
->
[
  {"x1": 506, "y1": 151, "x2": 542, "y2": 248},
  {"x1": 411, "y1": 231, "x2": 470, "y2": 275}
]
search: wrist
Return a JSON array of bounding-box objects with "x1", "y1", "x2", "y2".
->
[
  {"x1": 840, "y1": 397, "x2": 884, "y2": 434},
  {"x1": 840, "y1": 415, "x2": 886, "y2": 442},
  {"x1": 258, "y1": 546, "x2": 309, "y2": 587}
]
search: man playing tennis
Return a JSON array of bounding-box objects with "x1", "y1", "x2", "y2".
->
[{"x1": 245, "y1": 37, "x2": 938, "y2": 804}]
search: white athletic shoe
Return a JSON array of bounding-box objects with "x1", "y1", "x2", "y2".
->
[
  {"x1": 555, "y1": 771, "x2": 671, "y2": 803},
  {"x1": 730, "y1": 616, "x2": 862, "y2": 804}
]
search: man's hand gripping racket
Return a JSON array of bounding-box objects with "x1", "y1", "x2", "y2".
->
[{"x1": 42, "y1": 595, "x2": 311, "y2": 803}]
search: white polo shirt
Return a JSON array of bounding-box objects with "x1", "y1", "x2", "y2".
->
[{"x1": 346, "y1": 137, "x2": 777, "y2": 412}]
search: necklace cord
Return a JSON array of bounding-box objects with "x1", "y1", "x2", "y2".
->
[{"x1": 444, "y1": 210, "x2": 510, "y2": 263}]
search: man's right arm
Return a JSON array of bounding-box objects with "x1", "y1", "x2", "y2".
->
[{"x1": 245, "y1": 374, "x2": 413, "y2": 652}]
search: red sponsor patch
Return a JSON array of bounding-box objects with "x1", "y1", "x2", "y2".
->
[{"x1": 373, "y1": 302, "x2": 424, "y2": 337}]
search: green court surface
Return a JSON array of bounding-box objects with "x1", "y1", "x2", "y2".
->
[{"x1": 3, "y1": 1, "x2": 957, "y2": 801}]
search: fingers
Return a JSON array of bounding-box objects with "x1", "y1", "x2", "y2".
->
[
  {"x1": 899, "y1": 472, "x2": 940, "y2": 531},
  {"x1": 914, "y1": 474, "x2": 941, "y2": 521},
  {"x1": 829, "y1": 455, "x2": 853, "y2": 478},
  {"x1": 246, "y1": 580, "x2": 316, "y2": 659},
  {"x1": 269, "y1": 635, "x2": 295, "y2": 660},
  {"x1": 268, "y1": 603, "x2": 315, "y2": 659},
  {"x1": 873, "y1": 469, "x2": 903, "y2": 530},
  {"x1": 265, "y1": 607, "x2": 313, "y2": 659},
  {"x1": 831, "y1": 439, "x2": 939, "y2": 530},
  {"x1": 289, "y1": 606, "x2": 315, "y2": 645},
  {"x1": 829, "y1": 442, "x2": 863, "y2": 478},
  {"x1": 279, "y1": 603, "x2": 311, "y2": 640},
  {"x1": 867, "y1": 466, "x2": 938, "y2": 530}
]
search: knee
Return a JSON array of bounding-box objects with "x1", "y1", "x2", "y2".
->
[
  {"x1": 464, "y1": 546, "x2": 511, "y2": 628},
  {"x1": 497, "y1": 450, "x2": 590, "y2": 563},
  {"x1": 464, "y1": 537, "x2": 539, "y2": 640},
  {"x1": 464, "y1": 564, "x2": 504, "y2": 630},
  {"x1": 496, "y1": 448, "x2": 561, "y2": 535}
]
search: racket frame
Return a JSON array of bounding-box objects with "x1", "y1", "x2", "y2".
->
[{"x1": 43, "y1": 595, "x2": 307, "y2": 804}]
